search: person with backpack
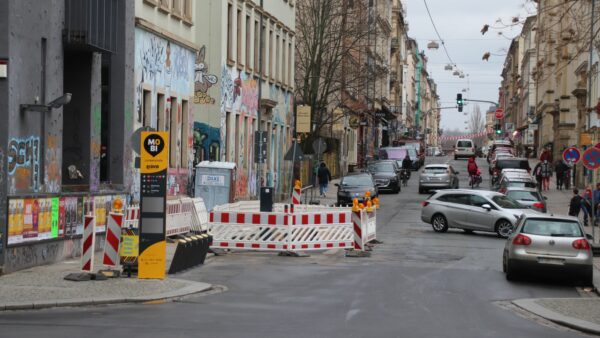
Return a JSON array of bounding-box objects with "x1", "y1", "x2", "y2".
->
[
  {"x1": 540, "y1": 160, "x2": 552, "y2": 191},
  {"x1": 554, "y1": 159, "x2": 569, "y2": 190}
]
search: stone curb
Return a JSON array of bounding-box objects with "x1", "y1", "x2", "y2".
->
[
  {"x1": 512, "y1": 298, "x2": 600, "y2": 335},
  {"x1": 0, "y1": 279, "x2": 213, "y2": 312}
]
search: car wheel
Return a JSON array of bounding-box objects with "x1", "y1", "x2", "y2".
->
[
  {"x1": 394, "y1": 185, "x2": 401, "y2": 194},
  {"x1": 431, "y1": 214, "x2": 448, "y2": 233},
  {"x1": 454, "y1": 156, "x2": 458, "y2": 160},
  {"x1": 579, "y1": 268, "x2": 594, "y2": 287},
  {"x1": 419, "y1": 187, "x2": 424, "y2": 194},
  {"x1": 495, "y1": 219, "x2": 513, "y2": 238}
]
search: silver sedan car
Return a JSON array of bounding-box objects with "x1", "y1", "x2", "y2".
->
[
  {"x1": 421, "y1": 189, "x2": 534, "y2": 238},
  {"x1": 418, "y1": 164, "x2": 460, "y2": 194},
  {"x1": 503, "y1": 214, "x2": 593, "y2": 285}
]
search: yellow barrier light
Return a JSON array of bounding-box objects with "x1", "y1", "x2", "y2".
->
[
  {"x1": 366, "y1": 201, "x2": 373, "y2": 212},
  {"x1": 294, "y1": 180, "x2": 302, "y2": 189},
  {"x1": 352, "y1": 198, "x2": 360, "y2": 212},
  {"x1": 112, "y1": 197, "x2": 124, "y2": 213}
]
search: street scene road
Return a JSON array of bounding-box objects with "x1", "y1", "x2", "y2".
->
[{"x1": 0, "y1": 156, "x2": 592, "y2": 338}]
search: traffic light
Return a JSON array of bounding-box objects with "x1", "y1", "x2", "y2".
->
[
  {"x1": 495, "y1": 123, "x2": 502, "y2": 135},
  {"x1": 456, "y1": 93, "x2": 464, "y2": 112}
]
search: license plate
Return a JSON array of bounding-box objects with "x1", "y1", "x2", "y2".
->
[{"x1": 537, "y1": 257, "x2": 565, "y2": 265}]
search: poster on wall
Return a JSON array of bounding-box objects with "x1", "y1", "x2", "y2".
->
[
  {"x1": 7, "y1": 199, "x2": 23, "y2": 245},
  {"x1": 94, "y1": 196, "x2": 107, "y2": 233},
  {"x1": 51, "y1": 198, "x2": 59, "y2": 238},
  {"x1": 37, "y1": 198, "x2": 52, "y2": 240},
  {"x1": 22, "y1": 199, "x2": 37, "y2": 239},
  {"x1": 58, "y1": 198, "x2": 66, "y2": 237}
]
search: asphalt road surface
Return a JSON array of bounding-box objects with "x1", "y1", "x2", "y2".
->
[{"x1": 0, "y1": 156, "x2": 587, "y2": 338}]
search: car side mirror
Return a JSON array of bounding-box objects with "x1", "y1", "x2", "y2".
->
[
  {"x1": 455, "y1": 171, "x2": 459, "y2": 175},
  {"x1": 586, "y1": 233, "x2": 593, "y2": 240},
  {"x1": 481, "y1": 204, "x2": 492, "y2": 211},
  {"x1": 543, "y1": 196, "x2": 548, "y2": 200},
  {"x1": 334, "y1": 183, "x2": 340, "y2": 187}
]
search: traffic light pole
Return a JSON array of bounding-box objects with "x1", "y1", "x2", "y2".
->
[{"x1": 463, "y1": 99, "x2": 499, "y2": 106}]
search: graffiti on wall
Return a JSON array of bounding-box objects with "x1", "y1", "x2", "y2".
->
[
  {"x1": 133, "y1": 28, "x2": 195, "y2": 198},
  {"x1": 44, "y1": 134, "x2": 61, "y2": 193},
  {"x1": 193, "y1": 122, "x2": 221, "y2": 163},
  {"x1": 194, "y1": 46, "x2": 218, "y2": 105},
  {"x1": 167, "y1": 168, "x2": 188, "y2": 196},
  {"x1": 7, "y1": 136, "x2": 40, "y2": 193}
]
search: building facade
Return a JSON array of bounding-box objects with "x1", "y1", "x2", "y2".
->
[
  {"x1": 195, "y1": 0, "x2": 295, "y2": 200},
  {"x1": 0, "y1": 0, "x2": 134, "y2": 272}
]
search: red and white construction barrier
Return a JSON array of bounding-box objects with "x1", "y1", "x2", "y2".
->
[
  {"x1": 81, "y1": 215, "x2": 96, "y2": 272},
  {"x1": 292, "y1": 186, "x2": 301, "y2": 205},
  {"x1": 209, "y1": 203, "x2": 360, "y2": 252},
  {"x1": 124, "y1": 205, "x2": 140, "y2": 229},
  {"x1": 102, "y1": 212, "x2": 123, "y2": 267},
  {"x1": 439, "y1": 130, "x2": 489, "y2": 141}
]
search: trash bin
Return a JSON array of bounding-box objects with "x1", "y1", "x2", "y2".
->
[
  {"x1": 194, "y1": 161, "x2": 236, "y2": 211},
  {"x1": 260, "y1": 187, "x2": 273, "y2": 212}
]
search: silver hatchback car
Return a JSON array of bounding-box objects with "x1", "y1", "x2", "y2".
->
[
  {"x1": 421, "y1": 189, "x2": 534, "y2": 238},
  {"x1": 418, "y1": 164, "x2": 460, "y2": 194},
  {"x1": 503, "y1": 214, "x2": 593, "y2": 285}
]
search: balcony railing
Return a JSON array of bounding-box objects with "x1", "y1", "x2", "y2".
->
[{"x1": 64, "y1": 0, "x2": 120, "y2": 53}]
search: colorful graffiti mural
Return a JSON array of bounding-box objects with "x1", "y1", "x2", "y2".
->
[
  {"x1": 134, "y1": 28, "x2": 195, "y2": 198},
  {"x1": 193, "y1": 122, "x2": 221, "y2": 163},
  {"x1": 44, "y1": 134, "x2": 61, "y2": 193},
  {"x1": 7, "y1": 136, "x2": 40, "y2": 193},
  {"x1": 194, "y1": 46, "x2": 218, "y2": 105}
]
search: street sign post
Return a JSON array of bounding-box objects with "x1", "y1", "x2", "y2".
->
[
  {"x1": 562, "y1": 147, "x2": 581, "y2": 164},
  {"x1": 138, "y1": 131, "x2": 169, "y2": 279},
  {"x1": 582, "y1": 147, "x2": 600, "y2": 170}
]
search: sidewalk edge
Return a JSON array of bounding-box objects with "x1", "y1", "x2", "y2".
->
[
  {"x1": 1, "y1": 279, "x2": 213, "y2": 312},
  {"x1": 512, "y1": 298, "x2": 600, "y2": 335}
]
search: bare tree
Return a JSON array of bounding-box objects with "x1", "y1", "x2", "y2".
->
[
  {"x1": 468, "y1": 104, "x2": 486, "y2": 134},
  {"x1": 295, "y1": 0, "x2": 371, "y2": 151}
]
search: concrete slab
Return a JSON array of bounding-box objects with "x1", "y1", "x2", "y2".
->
[{"x1": 513, "y1": 298, "x2": 600, "y2": 335}]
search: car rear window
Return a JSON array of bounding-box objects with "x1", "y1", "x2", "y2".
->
[
  {"x1": 497, "y1": 159, "x2": 530, "y2": 170},
  {"x1": 507, "y1": 181, "x2": 537, "y2": 188},
  {"x1": 424, "y1": 167, "x2": 448, "y2": 173},
  {"x1": 521, "y1": 219, "x2": 583, "y2": 237},
  {"x1": 457, "y1": 141, "x2": 472, "y2": 147},
  {"x1": 368, "y1": 163, "x2": 395, "y2": 172},
  {"x1": 341, "y1": 176, "x2": 373, "y2": 187},
  {"x1": 507, "y1": 190, "x2": 541, "y2": 201}
]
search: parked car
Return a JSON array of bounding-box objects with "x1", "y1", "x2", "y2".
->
[
  {"x1": 427, "y1": 146, "x2": 443, "y2": 157},
  {"x1": 418, "y1": 164, "x2": 460, "y2": 194},
  {"x1": 489, "y1": 152, "x2": 515, "y2": 175},
  {"x1": 487, "y1": 140, "x2": 515, "y2": 163},
  {"x1": 503, "y1": 214, "x2": 593, "y2": 285},
  {"x1": 491, "y1": 157, "x2": 531, "y2": 184},
  {"x1": 421, "y1": 189, "x2": 533, "y2": 238},
  {"x1": 494, "y1": 171, "x2": 538, "y2": 192},
  {"x1": 504, "y1": 187, "x2": 547, "y2": 213},
  {"x1": 454, "y1": 139, "x2": 476, "y2": 160},
  {"x1": 335, "y1": 173, "x2": 378, "y2": 206},
  {"x1": 367, "y1": 160, "x2": 401, "y2": 193}
]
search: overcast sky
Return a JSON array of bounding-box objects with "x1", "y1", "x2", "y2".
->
[{"x1": 404, "y1": 0, "x2": 536, "y2": 132}]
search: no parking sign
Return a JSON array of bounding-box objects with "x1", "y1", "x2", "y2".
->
[
  {"x1": 582, "y1": 147, "x2": 600, "y2": 170},
  {"x1": 562, "y1": 147, "x2": 581, "y2": 164}
]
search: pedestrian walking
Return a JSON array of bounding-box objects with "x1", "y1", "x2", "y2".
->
[
  {"x1": 317, "y1": 162, "x2": 332, "y2": 197},
  {"x1": 554, "y1": 159, "x2": 569, "y2": 190},
  {"x1": 593, "y1": 183, "x2": 600, "y2": 221},
  {"x1": 568, "y1": 189, "x2": 582, "y2": 217},
  {"x1": 540, "y1": 146, "x2": 552, "y2": 162},
  {"x1": 533, "y1": 162, "x2": 543, "y2": 191},
  {"x1": 582, "y1": 188, "x2": 593, "y2": 226},
  {"x1": 540, "y1": 160, "x2": 552, "y2": 191}
]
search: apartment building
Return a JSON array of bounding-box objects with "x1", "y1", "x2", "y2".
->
[
  {"x1": 195, "y1": 0, "x2": 295, "y2": 200},
  {"x1": 134, "y1": 0, "x2": 197, "y2": 198}
]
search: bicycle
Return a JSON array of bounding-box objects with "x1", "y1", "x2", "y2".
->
[
  {"x1": 469, "y1": 173, "x2": 482, "y2": 188},
  {"x1": 400, "y1": 169, "x2": 409, "y2": 187}
]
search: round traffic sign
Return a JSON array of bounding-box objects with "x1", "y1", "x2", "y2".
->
[
  {"x1": 562, "y1": 147, "x2": 581, "y2": 164},
  {"x1": 495, "y1": 108, "x2": 504, "y2": 119},
  {"x1": 582, "y1": 147, "x2": 600, "y2": 170}
]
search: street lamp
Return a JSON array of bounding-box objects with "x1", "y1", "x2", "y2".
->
[{"x1": 20, "y1": 93, "x2": 72, "y2": 113}]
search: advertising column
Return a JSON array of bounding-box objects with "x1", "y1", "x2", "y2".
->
[{"x1": 138, "y1": 132, "x2": 169, "y2": 279}]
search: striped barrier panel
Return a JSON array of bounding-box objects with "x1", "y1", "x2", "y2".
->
[
  {"x1": 209, "y1": 207, "x2": 354, "y2": 251},
  {"x1": 292, "y1": 187, "x2": 301, "y2": 205},
  {"x1": 364, "y1": 209, "x2": 377, "y2": 244},
  {"x1": 102, "y1": 212, "x2": 123, "y2": 267},
  {"x1": 192, "y1": 197, "x2": 209, "y2": 232},
  {"x1": 352, "y1": 210, "x2": 363, "y2": 251},
  {"x1": 124, "y1": 205, "x2": 140, "y2": 229},
  {"x1": 81, "y1": 215, "x2": 96, "y2": 272}
]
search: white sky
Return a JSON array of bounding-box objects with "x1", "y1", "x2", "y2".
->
[{"x1": 405, "y1": 0, "x2": 536, "y2": 131}]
